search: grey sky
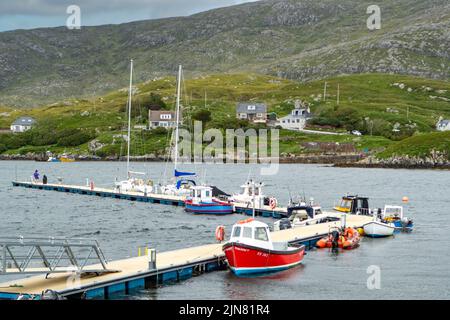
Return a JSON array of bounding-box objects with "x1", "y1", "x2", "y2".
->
[{"x1": 0, "y1": 0, "x2": 259, "y2": 32}]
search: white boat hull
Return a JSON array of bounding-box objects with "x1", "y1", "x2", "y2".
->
[{"x1": 363, "y1": 221, "x2": 395, "y2": 238}]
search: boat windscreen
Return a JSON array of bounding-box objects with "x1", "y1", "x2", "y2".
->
[
  {"x1": 385, "y1": 207, "x2": 402, "y2": 216},
  {"x1": 242, "y1": 227, "x2": 252, "y2": 238},
  {"x1": 232, "y1": 226, "x2": 241, "y2": 238},
  {"x1": 340, "y1": 199, "x2": 352, "y2": 209},
  {"x1": 254, "y1": 227, "x2": 269, "y2": 241}
]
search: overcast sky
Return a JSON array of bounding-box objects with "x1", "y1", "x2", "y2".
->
[{"x1": 0, "y1": 0, "x2": 260, "y2": 32}]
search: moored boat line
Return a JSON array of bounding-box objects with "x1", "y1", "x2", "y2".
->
[{"x1": 11, "y1": 181, "x2": 288, "y2": 218}]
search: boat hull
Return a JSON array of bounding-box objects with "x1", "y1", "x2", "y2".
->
[
  {"x1": 223, "y1": 242, "x2": 305, "y2": 276},
  {"x1": 363, "y1": 221, "x2": 395, "y2": 238},
  {"x1": 391, "y1": 219, "x2": 414, "y2": 231},
  {"x1": 185, "y1": 200, "x2": 233, "y2": 215}
]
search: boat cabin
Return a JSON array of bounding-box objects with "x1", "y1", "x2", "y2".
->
[
  {"x1": 231, "y1": 181, "x2": 266, "y2": 208},
  {"x1": 287, "y1": 205, "x2": 322, "y2": 221},
  {"x1": 239, "y1": 181, "x2": 264, "y2": 198},
  {"x1": 189, "y1": 186, "x2": 213, "y2": 204},
  {"x1": 334, "y1": 195, "x2": 370, "y2": 215},
  {"x1": 229, "y1": 219, "x2": 275, "y2": 251}
]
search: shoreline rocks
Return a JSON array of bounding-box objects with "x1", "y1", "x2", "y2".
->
[{"x1": 2, "y1": 151, "x2": 449, "y2": 170}]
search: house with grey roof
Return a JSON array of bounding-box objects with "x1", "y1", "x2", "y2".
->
[
  {"x1": 10, "y1": 116, "x2": 36, "y2": 133},
  {"x1": 236, "y1": 102, "x2": 267, "y2": 124},
  {"x1": 436, "y1": 118, "x2": 450, "y2": 131}
]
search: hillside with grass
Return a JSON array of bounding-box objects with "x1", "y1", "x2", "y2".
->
[
  {"x1": 0, "y1": 0, "x2": 448, "y2": 107},
  {"x1": 0, "y1": 73, "x2": 449, "y2": 163}
]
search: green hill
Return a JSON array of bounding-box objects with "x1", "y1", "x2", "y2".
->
[
  {"x1": 378, "y1": 131, "x2": 450, "y2": 160},
  {"x1": 0, "y1": 73, "x2": 448, "y2": 160},
  {"x1": 0, "y1": 0, "x2": 448, "y2": 107}
]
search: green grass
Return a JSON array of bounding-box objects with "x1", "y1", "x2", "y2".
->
[
  {"x1": 1, "y1": 73, "x2": 449, "y2": 159},
  {"x1": 377, "y1": 131, "x2": 450, "y2": 160}
]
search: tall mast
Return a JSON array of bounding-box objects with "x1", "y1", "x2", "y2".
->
[
  {"x1": 127, "y1": 59, "x2": 133, "y2": 177},
  {"x1": 174, "y1": 65, "x2": 182, "y2": 172}
]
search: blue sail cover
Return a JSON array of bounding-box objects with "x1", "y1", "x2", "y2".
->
[
  {"x1": 174, "y1": 169, "x2": 196, "y2": 177},
  {"x1": 176, "y1": 179, "x2": 197, "y2": 189}
]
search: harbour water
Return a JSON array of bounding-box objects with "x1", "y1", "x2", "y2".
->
[{"x1": 0, "y1": 161, "x2": 449, "y2": 300}]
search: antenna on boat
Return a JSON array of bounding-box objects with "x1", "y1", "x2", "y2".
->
[
  {"x1": 246, "y1": 167, "x2": 253, "y2": 182},
  {"x1": 252, "y1": 180, "x2": 256, "y2": 219},
  {"x1": 287, "y1": 186, "x2": 293, "y2": 205}
]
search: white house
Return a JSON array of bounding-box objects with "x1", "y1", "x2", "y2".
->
[
  {"x1": 149, "y1": 110, "x2": 177, "y2": 129},
  {"x1": 276, "y1": 100, "x2": 312, "y2": 131},
  {"x1": 10, "y1": 116, "x2": 36, "y2": 133},
  {"x1": 436, "y1": 117, "x2": 450, "y2": 131}
]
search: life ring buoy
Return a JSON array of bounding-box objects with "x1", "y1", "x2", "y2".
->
[
  {"x1": 269, "y1": 198, "x2": 278, "y2": 210},
  {"x1": 215, "y1": 226, "x2": 225, "y2": 242}
]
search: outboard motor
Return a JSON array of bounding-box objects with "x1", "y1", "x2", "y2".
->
[
  {"x1": 331, "y1": 230, "x2": 340, "y2": 252},
  {"x1": 278, "y1": 218, "x2": 292, "y2": 231},
  {"x1": 401, "y1": 218, "x2": 413, "y2": 231}
]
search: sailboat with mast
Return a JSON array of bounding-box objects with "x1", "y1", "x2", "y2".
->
[
  {"x1": 115, "y1": 59, "x2": 153, "y2": 194},
  {"x1": 159, "y1": 65, "x2": 197, "y2": 196}
]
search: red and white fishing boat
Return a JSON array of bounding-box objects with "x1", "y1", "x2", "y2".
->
[{"x1": 223, "y1": 219, "x2": 305, "y2": 276}]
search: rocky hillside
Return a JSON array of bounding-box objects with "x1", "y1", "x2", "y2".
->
[{"x1": 0, "y1": 0, "x2": 449, "y2": 107}]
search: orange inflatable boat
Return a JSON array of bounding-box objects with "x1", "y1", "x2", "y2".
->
[{"x1": 316, "y1": 227, "x2": 360, "y2": 250}]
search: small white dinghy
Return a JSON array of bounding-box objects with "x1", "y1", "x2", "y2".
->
[{"x1": 363, "y1": 220, "x2": 395, "y2": 238}]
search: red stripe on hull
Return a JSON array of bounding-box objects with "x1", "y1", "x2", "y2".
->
[{"x1": 223, "y1": 243, "x2": 305, "y2": 270}]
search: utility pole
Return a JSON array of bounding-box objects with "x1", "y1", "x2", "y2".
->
[{"x1": 337, "y1": 84, "x2": 340, "y2": 105}]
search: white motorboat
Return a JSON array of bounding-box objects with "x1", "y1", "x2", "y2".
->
[
  {"x1": 229, "y1": 180, "x2": 267, "y2": 209},
  {"x1": 381, "y1": 205, "x2": 414, "y2": 231},
  {"x1": 363, "y1": 220, "x2": 396, "y2": 238}
]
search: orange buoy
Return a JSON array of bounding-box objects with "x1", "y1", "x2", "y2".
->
[
  {"x1": 215, "y1": 226, "x2": 225, "y2": 242},
  {"x1": 316, "y1": 238, "x2": 328, "y2": 248}
]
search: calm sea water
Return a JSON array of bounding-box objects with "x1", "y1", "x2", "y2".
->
[{"x1": 0, "y1": 161, "x2": 449, "y2": 300}]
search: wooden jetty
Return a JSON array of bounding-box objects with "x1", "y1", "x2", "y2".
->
[
  {"x1": 12, "y1": 181, "x2": 289, "y2": 218},
  {"x1": 0, "y1": 214, "x2": 371, "y2": 300}
]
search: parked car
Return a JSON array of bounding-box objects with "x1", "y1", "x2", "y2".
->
[{"x1": 351, "y1": 130, "x2": 362, "y2": 136}]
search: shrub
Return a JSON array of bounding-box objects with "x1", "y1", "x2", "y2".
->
[
  {"x1": 95, "y1": 144, "x2": 121, "y2": 158},
  {"x1": 57, "y1": 129, "x2": 95, "y2": 147},
  {"x1": 192, "y1": 110, "x2": 212, "y2": 124},
  {"x1": 151, "y1": 127, "x2": 168, "y2": 135}
]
